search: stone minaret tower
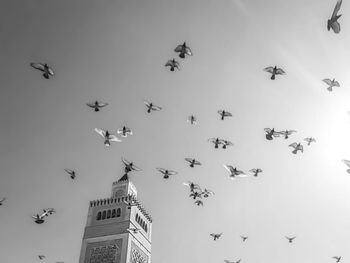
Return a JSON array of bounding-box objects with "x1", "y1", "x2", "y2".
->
[{"x1": 79, "y1": 175, "x2": 152, "y2": 263}]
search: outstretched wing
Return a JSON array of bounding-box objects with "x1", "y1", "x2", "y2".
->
[
  {"x1": 185, "y1": 47, "x2": 193, "y2": 56},
  {"x1": 174, "y1": 45, "x2": 183, "y2": 52},
  {"x1": 323, "y1": 79, "x2": 332, "y2": 85},
  {"x1": 332, "y1": 0, "x2": 342, "y2": 19},
  {"x1": 223, "y1": 164, "x2": 234, "y2": 173},
  {"x1": 153, "y1": 104, "x2": 162, "y2": 111},
  {"x1": 122, "y1": 157, "x2": 131, "y2": 166},
  {"x1": 264, "y1": 128, "x2": 272, "y2": 133},
  {"x1": 276, "y1": 68, "x2": 285, "y2": 75},
  {"x1": 97, "y1": 102, "x2": 108, "y2": 107},
  {"x1": 0, "y1": 197, "x2": 5, "y2": 203},
  {"x1": 64, "y1": 169, "x2": 74, "y2": 175},
  {"x1": 289, "y1": 142, "x2": 298, "y2": 148},
  {"x1": 30, "y1": 63, "x2": 45, "y2": 72},
  {"x1": 156, "y1": 168, "x2": 166, "y2": 174},
  {"x1": 109, "y1": 135, "x2": 122, "y2": 142},
  {"x1": 143, "y1": 100, "x2": 151, "y2": 107},
  {"x1": 223, "y1": 111, "x2": 232, "y2": 117},
  {"x1": 94, "y1": 128, "x2": 106, "y2": 137},
  {"x1": 342, "y1": 159, "x2": 350, "y2": 168},
  {"x1": 333, "y1": 80, "x2": 340, "y2": 87},
  {"x1": 168, "y1": 170, "x2": 178, "y2": 175},
  {"x1": 264, "y1": 66, "x2": 274, "y2": 73},
  {"x1": 131, "y1": 164, "x2": 141, "y2": 171}
]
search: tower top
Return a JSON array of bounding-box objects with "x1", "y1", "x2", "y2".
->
[{"x1": 111, "y1": 174, "x2": 138, "y2": 199}]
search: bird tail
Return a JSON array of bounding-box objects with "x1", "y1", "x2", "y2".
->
[
  {"x1": 95, "y1": 108, "x2": 99, "y2": 112},
  {"x1": 271, "y1": 74, "x2": 275, "y2": 80},
  {"x1": 327, "y1": 86, "x2": 333, "y2": 92},
  {"x1": 179, "y1": 53, "x2": 185, "y2": 59},
  {"x1": 221, "y1": 116, "x2": 224, "y2": 120},
  {"x1": 292, "y1": 149, "x2": 297, "y2": 154},
  {"x1": 190, "y1": 164, "x2": 194, "y2": 168},
  {"x1": 43, "y1": 73, "x2": 49, "y2": 79},
  {"x1": 170, "y1": 67, "x2": 175, "y2": 71}
]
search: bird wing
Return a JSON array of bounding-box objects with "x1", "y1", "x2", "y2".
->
[
  {"x1": 185, "y1": 158, "x2": 193, "y2": 163},
  {"x1": 174, "y1": 45, "x2": 183, "y2": 52},
  {"x1": 264, "y1": 128, "x2": 272, "y2": 133},
  {"x1": 94, "y1": 128, "x2": 106, "y2": 137},
  {"x1": 249, "y1": 169, "x2": 257, "y2": 173},
  {"x1": 47, "y1": 67, "x2": 54, "y2": 76},
  {"x1": 332, "y1": 0, "x2": 342, "y2": 19},
  {"x1": 30, "y1": 63, "x2": 45, "y2": 71},
  {"x1": 64, "y1": 169, "x2": 73, "y2": 175},
  {"x1": 264, "y1": 67, "x2": 274, "y2": 73},
  {"x1": 342, "y1": 159, "x2": 350, "y2": 168},
  {"x1": 131, "y1": 164, "x2": 141, "y2": 171},
  {"x1": 109, "y1": 135, "x2": 122, "y2": 142},
  {"x1": 86, "y1": 103, "x2": 95, "y2": 108},
  {"x1": 97, "y1": 102, "x2": 108, "y2": 107},
  {"x1": 152, "y1": 105, "x2": 162, "y2": 111},
  {"x1": 165, "y1": 60, "x2": 173, "y2": 67},
  {"x1": 194, "y1": 160, "x2": 201, "y2": 165},
  {"x1": 289, "y1": 142, "x2": 298, "y2": 148},
  {"x1": 0, "y1": 197, "x2": 5, "y2": 203},
  {"x1": 185, "y1": 47, "x2": 193, "y2": 56},
  {"x1": 122, "y1": 157, "x2": 131, "y2": 166},
  {"x1": 237, "y1": 171, "x2": 247, "y2": 177},
  {"x1": 223, "y1": 164, "x2": 234, "y2": 173},
  {"x1": 143, "y1": 100, "x2": 151, "y2": 107},
  {"x1": 156, "y1": 168, "x2": 166, "y2": 174},
  {"x1": 223, "y1": 111, "x2": 232, "y2": 117},
  {"x1": 323, "y1": 79, "x2": 332, "y2": 85},
  {"x1": 168, "y1": 170, "x2": 178, "y2": 175},
  {"x1": 333, "y1": 81, "x2": 340, "y2": 87},
  {"x1": 276, "y1": 68, "x2": 285, "y2": 75}
]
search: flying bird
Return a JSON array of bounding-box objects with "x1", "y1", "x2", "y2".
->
[
  {"x1": 323, "y1": 78, "x2": 340, "y2": 92},
  {"x1": 328, "y1": 0, "x2": 342, "y2": 33},
  {"x1": 144, "y1": 100, "x2": 162, "y2": 113},
  {"x1": 342, "y1": 159, "x2": 350, "y2": 173},
  {"x1": 95, "y1": 128, "x2": 121, "y2": 146},
  {"x1": 0, "y1": 198, "x2": 6, "y2": 206},
  {"x1": 124, "y1": 199, "x2": 138, "y2": 209},
  {"x1": 210, "y1": 233, "x2": 223, "y2": 241},
  {"x1": 183, "y1": 181, "x2": 201, "y2": 192},
  {"x1": 38, "y1": 255, "x2": 46, "y2": 260},
  {"x1": 117, "y1": 126, "x2": 133, "y2": 137},
  {"x1": 86, "y1": 101, "x2": 108, "y2": 112},
  {"x1": 32, "y1": 208, "x2": 55, "y2": 224},
  {"x1": 223, "y1": 165, "x2": 247, "y2": 180},
  {"x1": 224, "y1": 260, "x2": 241, "y2": 263},
  {"x1": 249, "y1": 168, "x2": 263, "y2": 177},
  {"x1": 195, "y1": 200, "x2": 203, "y2": 206},
  {"x1": 174, "y1": 42, "x2": 193, "y2": 58},
  {"x1": 127, "y1": 228, "x2": 140, "y2": 234},
  {"x1": 30, "y1": 63, "x2": 54, "y2": 79},
  {"x1": 185, "y1": 158, "x2": 201, "y2": 168},
  {"x1": 221, "y1": 140, "x2": 233, "y2": 149},
  {"x1": 264, "y1": 66, "x2": 285, "y2": 80},
  {"x1": 280, "y1": 130, "x2": 297, "y2": 139},
  {"x1": 189, "y1": 191, "x2": 202, "y2": 200},
  {"x1": 165, "y1": 59, "x2": 180, "y2": 71},
  {"x1": 208, "y1": 138, "x2": 223, "y2": 148},
  {"x1": 187, "y1": 115, "x2": 197, "y2": 125},
  {"x1": 264, "y1": 128, "x2": 281, "y2": 140},
  {"x1": 304, "y1": 137, "x2": 316, "y2": 146},
  {"x1": 332, "y1": 256, "x2": 342, "y2": 263},
  {"x1": 218, "y1": 110, "x2": 232, "y2": 120},
  {"x1": 240, "y1": 236, "x2": 248, "y2": 242},
  {"x1": 285, "y1": 236, "x2": 296, "y2": 243},
  {"x1": 156, "y1": 168, "x2": 178, "y2": 179},
  {"x1": 202, "y1": 189, "x2": 215, "y2": 198},
  {"x1": 64, "y1": 169, "x2": 76, "y2": 180},
  {"x1": 289, "y1": 143, "x2": 303, "y2": 154},
  {"x1": 122, "y1": 158, "x2": 141, "y2": 175}
]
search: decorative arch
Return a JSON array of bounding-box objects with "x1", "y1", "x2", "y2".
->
[
  {"x1": 102, "y1": 210, "x2": 107, "y2": 220},
  {"x1": 117, "y1": 208, "x2": 121, "y2": 217},
  {"x1": 107, "y1": 210, "x2": 111, "y2": 219},
  {"x1": 112, "y1": 209, "x2": 116, "y2": 218},
  {"x1": 96, "y1": 211, "x2": 101, "y2": 220}
]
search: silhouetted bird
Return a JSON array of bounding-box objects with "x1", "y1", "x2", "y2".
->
[
  {"x1": 304, "y1": 137, "x2": 316, "y2": 146},
  {"x1": 183, "y1": 181, "x2": 201, "y2": 192},
  {"x1": 223, "y1": 165, "x2": 247, "y2": 180},
  {"x1": 86, "y1": 101, "x2": 108, "y2": 112},
  {"x1": 122, "y1": 158, "x2": 141, "y2": 175},
  {"x1": 333, "y1": 256, "x2": 342, "y2": 263},
  {"x1": 156, "y1": 168, "x2": 178, "y2": 179},
  {"x1": 249, "y1": 168, "x2": 263, "y2": 177},
  {"x1": 285, "y1": 236, "x2": 296, "y2": 243},
  {"x1": 210, "y1": 233, "x2": 223, "y2": 241},
  {"x1": 264, "y1": 128, "x2": 281, "y2": 140},
  {"x1": 144, "y1": 100, "x2": 162, "y2": 113},
  {"x1": 240, "y1": 236, "x2": 248, "y2": 242},
  {"x1": 0, "y1": 198, "x2": 5, "y2": 206},
  {"x1": 185, "y1": 158, "x2": 201, "y2": 168},
  {"x1": 174, "y1": 42, "x2": 193, "y2": 58},
  {"x1": 264, "y1": 66, "x2": 285, "y2": 80},
  {"x1": 208, "y1": 138, "x2": 223, "y2": 148},
  {"x1": 328, "y1": 0, "x2": 342, "y2": 33},
  {"x1": 280, "y1": 130, "x2": 297, "y2": 139},
  {"x1": 195, "y1": 200, "x2": 203, "y2": 206},
  {"x1": 123, "y1": 199, "x2": 137, "y2": 209},
  {"x1": 218, "y1": 110, "x2": 232, "y2": 120},
  {"x1": 127, "y1": 228, "x2": 140, "y2": 234},
  {"x1": 32, "y1": 208, "x2": 55, "y2": 224},
  {"x1": 342, "y1": 159, "x2": 350, "y2": 173},
  {"x1": 95, "y1": 128, "x2": 121, "y2": 146},
  {"x1": 221, "y1": 140, "x2": 233, "y2": 149},
  {"x1": 165, "y1": 59, "x2": 180, "y2": 71},
  {"x1": 323, "y1": 78, "x2": 340, "y2": 92},
  {"x1": 187, "y1": 115, "x2": 197, "y2": 125},
  {"x1": 117, "y1": 126, "x2": 133, "y2": 138},
  {"x1": 189, "y1": 191, "x2": 202, "y2": 200},
  {"x1": 38, "y1": 255, "x2": 45, "y2": 260},
  {"x1": 289, "y1": 143, "x2": 303, "y2": 154},
  {"x1": 202, "y1": 189, "x2": 215, "y2": 198},
  {"x1": 64, "y1": 169, "x2": 76, "y2": 180},
  {"x1": 30, "y1": 63, "x2": 54, "y2": 79}
]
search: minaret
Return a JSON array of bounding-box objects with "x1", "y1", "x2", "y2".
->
[{"x1": 79, "y1": 175, "x2": 152, "y2": 263}]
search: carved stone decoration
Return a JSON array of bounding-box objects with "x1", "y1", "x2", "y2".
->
[
  {"x1": 130, "y1": 242, "x2": 148, "y2": 263},
  {"x1": 85, "y1": 239, "x2": 122, "y2": 263}
]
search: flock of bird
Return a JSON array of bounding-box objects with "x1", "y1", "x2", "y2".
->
[{"x1": 1, "y1": 0, "x2": 348, "y2": 262}]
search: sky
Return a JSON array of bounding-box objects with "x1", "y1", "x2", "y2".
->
[{"x1": 1, "y1": 0, "x2": 350, "y2": 262}]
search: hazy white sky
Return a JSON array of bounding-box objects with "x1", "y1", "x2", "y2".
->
[{"x1": 1, "y1": 0, "x2": 350, "y2": 262}]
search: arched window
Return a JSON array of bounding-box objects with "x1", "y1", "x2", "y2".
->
[
  {"x1": 136, "y1": 214, "x2": 139, "y2": 222},
  {"x1": 112, "y1": 209, "x2": 116, "y2": 218},
  {"x1": 97, "y1": 211, "x2": 101, "y2": 220},
  {"x1": 102, "y1": 211, "x2": 106, "y2": 220},
  {"x1": 107, "y1": 210, "x2": 111, "y2": 219},
  {"x1": 116, "y1": 208, "x2": 121, "y2": 217},
  {"x1": 145, "y1": 224, "x2": 148, "y2": 232}
]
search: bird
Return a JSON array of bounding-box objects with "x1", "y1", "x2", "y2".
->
[
  {"x1": 304, "y1": 137, "x2": 316, "y2": 146},
  {"x1": 156, "y1": 168, "x2": 178, "y2": 179},
  {"x1": 289, "y1": 142, "x2": 303, "y2": 154},
  {"x1": 323, "y1": 78, "x2": 340, "y2": 92},
  {"x1": 30, "y1": 63, "x2": 54, "y2": 79},
  {"x1": 332, "y1": 256, "x2": 342, "y2": 262},
  {"x1": 127, "y1": 228, "x2": 140, "y2": 234},
  {"x1": 165, "y1": 59, "x2": 180, "y2": 71},
  {"x1": 174, "y1": 42, "x2": 193, "y2": 58},
  {"x1": 0, "y1": 197, "x2": 6, "y2": 206},
  {"x1": 187, "y1": 115, "x2": 197, "y2": 125},
  {"x1": 210, "y1": 233, "x2": 223, "y2": 241},
  {"x1": 117, "y1": 126, "x2": 133, "y2": 138},
  {"x1": 224, "y1": 260, "x2": 241, "y2": 263},
  {"x1": 122, "y1": 158, "x2": 141, "y2": 176},
  {"x1": 202, "y1": 189, "x2": 215, "y2": 198},
  {"x1": 328, "y1": 0, "x2": 342, "y2": 33},
  {"x1": 94, "y1": 128, "x2": 121, "y2": 146},
  {"x1": 208, "y1": 138, "x2": 223, "y2": 148},
  {"x1": 285, "y1": 236, "x2": 296, "y2": 243},
  {"x1": 218, "y1": 110, "x2": 232, "y2": 120},
  {"x1": 240, "y1": 236, "x2": 248, "y2": 242},
  {"x1": 32, "y1": 208, "x2": 55, "y2": 224},
  {"x1": 264, "y1": 66, "x2": 285, "y2": 80},
  {"x1": 189, "y1": 191, "x2": 202, "y2": 200},
  {"x1": 124, "y1": 199, "x2": 138, "y2": 209},
  {"x1": 223, "y1": 165, "x2": 247, "y2": 180},
  {"x1": 64, "y1": 169, "x2": 76, "y2": 180},
  {"x1": 86, "y1": 101, "x2": 108, "y2": 112},
  {"x1": 43, "y1": 208, "x2": 56, "y2": 216},
  {"x1": 264, "y1": 128, "x2": 281, "y2": 140},
  {"x1": 144, "y1": 100, "x2": 162, "y2": 113},
  {"x1": 183, "y1": 181, "x2": 201, "y2": 192},
  {"x1": 342, "y1": 159, "x2": 350, "y2": 173},
  {"x1": 221, "y1": 140, "x2": 233, "y2": 149},
  {"x1": 185, "y1": 158, "x2": 201, "y2": 168},
  {"x1": 280, "y1": 130, "x2": 297, "y2": 139},
  {"x1": 249, "y1": 168, "x2": 263, "y2": 177},
  {"x1": 194, "y1": 200, "x2": 203, "y2": 206},
  {"x1": 38, "y1": 255, "x2": 46, "y2": 260}
]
